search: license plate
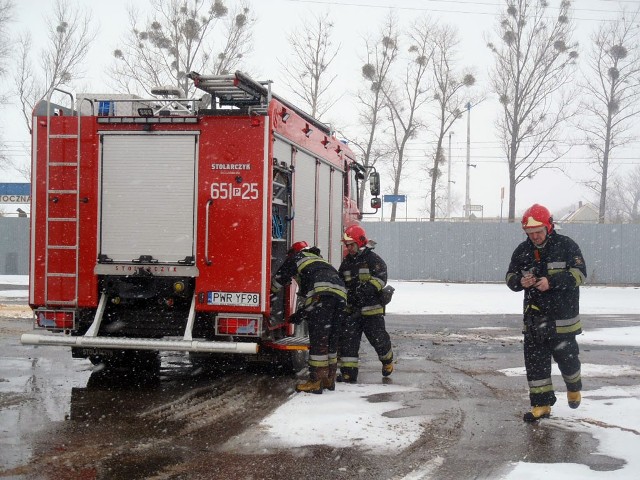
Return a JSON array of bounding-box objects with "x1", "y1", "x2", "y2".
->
[{"x1": 207, "y1": 291, "x2": 260, "y2": 307}]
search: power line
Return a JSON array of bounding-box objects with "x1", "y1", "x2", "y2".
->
[
  {"x1": 404, "y1": 156, "x2": 640, "y2": 166},
  {"x1": 281, "y1": 0, "x2": 627, "y2": 19}
]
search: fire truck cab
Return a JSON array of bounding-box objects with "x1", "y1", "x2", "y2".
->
[{"x1": 22, "y1": 71, "x2": 379, "y2": 371}]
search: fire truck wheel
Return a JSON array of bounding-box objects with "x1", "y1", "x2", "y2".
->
[{"x1": 274, "y1": 349, "x2": 308, "y2": 374}]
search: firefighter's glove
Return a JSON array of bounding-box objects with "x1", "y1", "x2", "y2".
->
[
  {"x1": 345, "y1": 310, "x2": 362, "y2": 323},
  {"x1": 379, "y1": 285, "x2": 395, "y2": 306},
  {"x1": 524, "y1": 315, "x2": 553, "y2": 344},
  {"x1": 289, "y1": 311, "x2": 306, "y2": 325}
]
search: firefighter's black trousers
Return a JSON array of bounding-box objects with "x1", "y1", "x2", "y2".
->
[
  {"x1": 339, "y1": 313, "x2": 393, "y2": 379},
  {"x1": 306, "y1": 295, "x2": 343, "y2": 370},
  {"x1": 523, "y1": 329, "x2": 582, "y2": 407}
]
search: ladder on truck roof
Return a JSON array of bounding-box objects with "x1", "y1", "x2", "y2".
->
[
  {"x1": 187, "y1": 71, "x2": 272, "y2": 114},
  {"x1": 43, "y1": 87, "x2": 83, "y2": 306},
  {"x1": 188, "y1": 71, "x2": 333, "y2": 136}
]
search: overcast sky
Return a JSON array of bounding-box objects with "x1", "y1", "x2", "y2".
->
[{"x1": 1, "y1": 0, "x2": 637, "y2": 218}]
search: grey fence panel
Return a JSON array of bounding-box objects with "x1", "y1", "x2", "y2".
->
[
  {"x1": 364, "y1": 222, "x2": 640, "y2": 285},
  {"x1": 0, "y1": 217, "x2": 30, "y2": 275},
  {"x1": 2, "y1": 217, "x2": 638, "y2": 284}
]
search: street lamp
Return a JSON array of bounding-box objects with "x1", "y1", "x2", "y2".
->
[
  {"x1": 465, "y1": 102, "x2": 471, "y2": 219},
  {"x1": 447, "y1": 131, "x2": 454, "y2": 219}
]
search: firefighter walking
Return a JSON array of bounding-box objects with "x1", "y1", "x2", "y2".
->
[
  {"x1": 506, "y1": 204, "x2": 586, "y2": 422},
  {"x1": 271, "y1": 241, "x2": 347, "y2": 394},
  {"x1": 338, "y1": 225, "x2": 394, "y2": 383}
]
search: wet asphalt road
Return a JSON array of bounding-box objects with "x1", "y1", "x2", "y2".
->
[{"x1": 1, "y1": 295, "x2": 639, "y2": 479}]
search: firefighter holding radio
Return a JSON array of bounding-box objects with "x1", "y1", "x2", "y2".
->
[
  {"x1": 506, "y1": 204, "x2": 586, "y2": 422},
  {"x1": 337, "y1": 225, "x2": 394, "y2": 383},
  {"x1": 271, "y1": 241, "x2": 347, "y2": 394}
]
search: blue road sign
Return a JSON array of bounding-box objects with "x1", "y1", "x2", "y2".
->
[
  {"x1": 0, "y1": 183, "x2": 30, "y2": 195},
  {"x1": 383, "y1": 194, "x2": 406, "y2": 203},
  {"x1": 0, "y1": 183, "x2": 31, "y2": 204}
]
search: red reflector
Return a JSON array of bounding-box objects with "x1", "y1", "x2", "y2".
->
[
  {"x1": 217, "y1": 317, "x2": 259, "y2": 336},
  {"x1": 54, "y1": 312, "x2": 74, "y2": 328},
  {"x1": 36, "y1": 310, "x2": 74, "y2": 329}
]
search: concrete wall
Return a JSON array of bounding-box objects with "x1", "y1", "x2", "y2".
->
[
  {"x1": 0, "y1": 217, "x2": 29, "y2": 275},
  {"x1": 364, "y1": 221, "x2": 640, "y2": 285}
]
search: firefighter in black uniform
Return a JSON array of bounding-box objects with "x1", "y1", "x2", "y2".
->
[
  {"x1": 271, "y1": 241, "x2": 347, "y2": 394},
  {"x1": 506, "y1": 204, "x2": 586, "y2": 422},
  {"x1": 338, "y1": 225, "x2": 394, "y2": 383}
]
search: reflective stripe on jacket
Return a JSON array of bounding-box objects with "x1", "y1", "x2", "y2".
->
[
  {"x1": 339, "y1": 246, "x2": 387, "y2": 316},
  {"x1": 272, "y1": 251, "x2": 347, "y2": 307}
]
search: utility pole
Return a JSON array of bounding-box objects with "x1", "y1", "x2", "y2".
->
[
  {"x1": 465, "y1": 102, "x2": 471, "y2": 219},
  {"x1": 447, "y1": 131, "x2": 454, "y2": 219}
]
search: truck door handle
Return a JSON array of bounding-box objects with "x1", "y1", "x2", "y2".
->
[{"x1": 204, "y1": 198, "x2": 213, "y2": 266}]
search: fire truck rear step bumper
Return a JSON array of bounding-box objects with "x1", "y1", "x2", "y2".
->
[
  {"x1": 262, "y1": 336, "x2": 310, "y2": 350},
  {"x1": 20, "y1": 333, "x2": 258, "y2": 354}
]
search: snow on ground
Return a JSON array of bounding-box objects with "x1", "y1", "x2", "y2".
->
[
  {"x1": 4, "y1": 276, "x2": 640, "y2": 478},
  {"x1": 386, "y1": 281, "x2": 640, "y2": 315},
  {"x1": 0, "y1": 275, "x2": 28, "y2": 286},
  {"x1": 0, "y1": 275, "x2": 29, "y2": 301}
]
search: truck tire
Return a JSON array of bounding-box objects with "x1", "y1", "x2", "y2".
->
[{"x1": 279, "y1": 349, "x2": 308, "y2": 374}]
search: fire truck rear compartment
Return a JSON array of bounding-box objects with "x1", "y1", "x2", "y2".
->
[{"x1": 99, "y1": 133, "x2": 197, "y2": 265}]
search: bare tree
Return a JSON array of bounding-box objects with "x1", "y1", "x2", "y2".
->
[
  {"x1": 344, "y1": 14, "x2": 399, "y2": 213},
  {"x1": 111, "y1": 0, "x2": 254, "y2": 98},
  {"x1": 384, "y1": 17, "x2": 435, "y2": 221},
  {"x1": 0, "y1": 0, "x2": 13, "y2": 86},
  {"x1": 13, "y1": 0, "x2": 96, "y2": 135},
  {"x1": 0, "y1": 0, "x2": 14, "y2": 172},
  {"x1": 427, "y1": 24, "x2": 476, "y2": 221},
  {"x1": 278, "y1": 11, "x2": 339, "y2": 120},
  {"x1": 579, "y1": 8, "x2": 640, "y2": 223},
  {"x1": 606, "y1": 166, "x2": 640, "y2": 223},
  {"x1": 487, "y1": 0, "x2": 578, "y2": 222}
]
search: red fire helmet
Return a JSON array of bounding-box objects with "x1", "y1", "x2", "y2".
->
[
  {"x1": 288, "y1": 241, "x2": 309, "y2": 255},
  {"x1": 343, "y1": 225, "x2": 368, "y2": 248},
  {"x1": 521, "y1": 204, "x2": 554, "y2": 233}
]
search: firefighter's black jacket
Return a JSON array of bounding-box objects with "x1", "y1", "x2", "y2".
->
[
  {"x1": 506, "y1": 231, "x2": 587, "y2": 334},
  {"x1": 271, "y1": 250, "x2": 346, "y2": 308},
  {"x1": 339, "y1": 244, "x2": 387, "y2": 316}
]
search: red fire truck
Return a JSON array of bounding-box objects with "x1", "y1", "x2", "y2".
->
[{"x1": 21, "y1": 71, "x2": 380, "y2": 371}]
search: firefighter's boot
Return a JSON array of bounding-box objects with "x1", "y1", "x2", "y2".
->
[
  {"x1": 336, "y1": 367, "x2": 358, "y2": 384},
  {"x1": 323, "y1": 363, "x2": 337, "y2": 391},
  {"x1": 382, "y1": 362, "x2": 394, "y2": 377},
  {"x1": 523, "y1": 405, "x2": 551, "y2": 422},
  {"x1": 567, "y1": 391, "x2": 581, "y2": 409},
  {"x1": 296, "y1": 367, "x2": 328, "y2": 394}
]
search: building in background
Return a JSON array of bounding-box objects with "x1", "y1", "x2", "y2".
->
[{"x1": 560, "y1": 202, "x2": 599, "y2": 224}]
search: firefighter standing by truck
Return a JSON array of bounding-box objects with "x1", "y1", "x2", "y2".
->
[
  {"x1": 338, "y1": 225, "x2": 394, "y2": 383},
  {"x1": 271, "y1": 241, "x2": 347, "y2": 394},
  {"x1": 506, "y1": 204, "x2": 586, "y2": 422}
]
